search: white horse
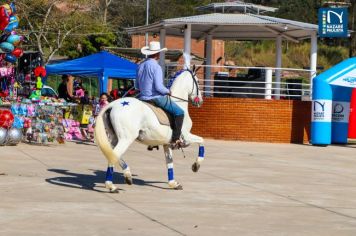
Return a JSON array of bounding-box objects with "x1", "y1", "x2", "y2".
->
[{"x1": 94, "y1": 68, "x2": 205, "y2": 192}]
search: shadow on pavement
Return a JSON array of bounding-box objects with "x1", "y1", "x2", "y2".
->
[{"x1": 46, "y1": 168, "x2": 169, "y2": 192}]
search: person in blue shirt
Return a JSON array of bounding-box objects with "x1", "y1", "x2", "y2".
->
[{"x1": 136, "y1": 41, "x2": 186, "y2": 149}]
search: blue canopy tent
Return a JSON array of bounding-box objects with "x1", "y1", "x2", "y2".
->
[{"x1": 46, "y1": 51, "x2": 137, "y2": 94}]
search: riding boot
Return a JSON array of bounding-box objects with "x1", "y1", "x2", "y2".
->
[
  {"x1": 171, "y1": 115, "x2": 184, "y2": 142},
  {"x1": 171, "y1": 115, "x2": 189, "y2": 149}
]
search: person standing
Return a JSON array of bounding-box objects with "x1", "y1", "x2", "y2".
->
[
  {"x1": 58, "y1": 75, "x2": 72, "y2": 101},
  {"x1": 136, "y1": 41, "x2": 187, "y2": 149}
]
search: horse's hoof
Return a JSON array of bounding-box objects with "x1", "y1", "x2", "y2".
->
[
  {"x1": 109, "y1": 187, "x2": 119, "y2": 193},
  {"x1": 174, "y1": 184, "x2": 183, "y2": 190},
  {"x1": 125, "y1": 176, "x2": 133, "y2": 185},
  {"x1": 192, "y1": 162, "x2": 200, "y2": 172},
  {"x1": 105, "y1": 181, "x2": 119, "y2": 193},
  {"x1": 169, "y1": 181, "x2": 183, "y2": 190}
]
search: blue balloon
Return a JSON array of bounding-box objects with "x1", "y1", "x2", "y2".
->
[
  {"x1": 4, "y1": 54, "x2": 17, "y2": 64},
  {"x1": 6, "y1": 35, "x2": 21, "y2": 45},
  {"x1": 4, "y1": 16, "x2": 19, "y2": 32},
  {"x1": 10, "y1": 3, "x2": 16, "y2": 14},
  {"x1": 0, "y1": 42, "x2": 14, "y2": 53}
]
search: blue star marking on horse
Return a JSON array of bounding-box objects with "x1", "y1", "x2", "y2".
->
[{"x1": 121, "y1": 101, "x2": 130, "y2": 107}]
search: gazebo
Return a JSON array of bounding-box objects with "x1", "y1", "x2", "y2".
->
[{"x1": 126, "y1": 2, "x2": 319, "y2": 99}]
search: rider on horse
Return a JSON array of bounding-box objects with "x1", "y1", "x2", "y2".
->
[{"x1": 136, "y1": 41, "x2": 187, "y2": 149}]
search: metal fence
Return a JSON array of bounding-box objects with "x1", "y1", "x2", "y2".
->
[{"x1": 165, "y1": 64, "x2": 315, "y2": 101}]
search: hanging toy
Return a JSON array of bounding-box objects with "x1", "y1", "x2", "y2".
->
[
  {"x1": 29, "y1": 89, "x2": 41, "y2": 100},
  {"x1": 36, "y1": 77, "x2": 43, "y2": 90}
]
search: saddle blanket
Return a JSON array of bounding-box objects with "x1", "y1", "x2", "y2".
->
[{"x1": 143, "y1": 102, "x2": 170, "y2": 126}]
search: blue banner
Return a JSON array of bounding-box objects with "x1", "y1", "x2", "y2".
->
[{"x1": 318, "y1": 8, "x2": 348, "y2": 38}]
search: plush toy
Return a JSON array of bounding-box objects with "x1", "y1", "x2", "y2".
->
[
  {"x1": 29, "y1": 89, "x2": 41, "y2": 100},
  {"x1": 36, "y1": 77, "x2": 43, "y2": 89}
]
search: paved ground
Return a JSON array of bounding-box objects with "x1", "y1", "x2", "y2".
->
[{"x1": 1, "y1": 140, "x2": 356, "y2": 236}]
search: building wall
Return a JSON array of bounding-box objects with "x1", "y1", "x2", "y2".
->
[
  {"x1": 131, "y1": 35, "x2": 224, "y2": 60},
  {"x1": 188, "y1": 98, "x2": 311, "y2": 143}
]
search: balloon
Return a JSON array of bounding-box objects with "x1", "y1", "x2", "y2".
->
[
  {"x1": 10, "y1": 2, "x2": 16, "y2": 15},
  {"x1": 4, "y1": 53, "x2": 16, "y2": 64},
  {"x1": 6, "y1": 128, "x2": 22, "y2": 145},
  {"x1": 2, "y1": 4, "x2": 12, "y2": 16},
  {"x1": 4, "y1": 15, "x2": 19, "y2": 32},
  {"x1": 0, "y1": 6, "x2": 9, "y2": 31},
  {"x1": 0, "y1": 41, "x2": 14, "y2": 53},
  {"x1": 12, "y1": 48, "x2": 23, "y2": 58},
  {"x1": 34, "y1": 66, "x2": 47, "y2": 77},
  {"x1": 0, "y1": 127, "x2": 7, "y2": 145},
  {"x1": 0, "y1": 110, "x2": 14, "y2": 128},
  {"x1": 7, "y1": 34, "x2": 21, "y2": 45},
  {"x1": 0, "y1": 33, "x2": 10, "y2": 43}
]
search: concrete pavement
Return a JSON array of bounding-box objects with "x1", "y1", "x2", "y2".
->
[{"x1": 1, "y1": 140, "x2": 356, "y2": 235}]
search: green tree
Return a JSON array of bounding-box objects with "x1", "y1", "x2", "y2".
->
[{"x1": 17, "y1": 0, "x2": 105, "y2": 63}]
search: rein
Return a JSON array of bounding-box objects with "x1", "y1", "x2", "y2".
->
[{"x1": 169, "y1": 95, "x2": 189, "y2": 102}]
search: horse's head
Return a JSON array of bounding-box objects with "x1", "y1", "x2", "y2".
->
[
  {"x1": 187, "y1": 66, "x2": 203, "y2": 107},
  {"x1": 169, "y1": 66, "x2": 203, "y2": 107}
]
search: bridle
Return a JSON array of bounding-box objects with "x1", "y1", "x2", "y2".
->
[{"x1": 170, "y1": 69, "x2": 200, "y2": 104}]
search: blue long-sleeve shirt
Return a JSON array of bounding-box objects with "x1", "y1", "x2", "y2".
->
[{"x1": 136, "y1": 58, "x2": 170, "y2": 101}]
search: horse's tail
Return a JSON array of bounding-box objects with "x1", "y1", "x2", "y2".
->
[{"x1": 94, "y1": 103, "x2": 118, "y2": 165}]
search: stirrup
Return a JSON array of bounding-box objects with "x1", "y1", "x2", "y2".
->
[{"x1": 170, "y1": 139, "x2": 190, "y2": 150}]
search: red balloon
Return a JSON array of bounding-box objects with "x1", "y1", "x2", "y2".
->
[
  {"x1": 33, "y1": 66, "x2": 46, "y2": 77},
  {"x1": 0, "y1": 7, "x2": 9, "y2": 31},
  {"x1": 0, "y1": 110, "x2": 14, "y2": 128},
  {"x1": 12, "y1": 48, "x2": 23, "y2": 58}
]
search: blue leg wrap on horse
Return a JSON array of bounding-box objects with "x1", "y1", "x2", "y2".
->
[
  {"x1": 122, "y1": 162, "x2": 128, "y2": 170},
  {"x1": 199, "y1": 146, "x2": 205, "y2": 158},
  {"x1": 106, "y1": 167, "x2": 114, "y2": 182},
  {"x1": 168, "y1": 168, "x2": 174, "y2": 181}
]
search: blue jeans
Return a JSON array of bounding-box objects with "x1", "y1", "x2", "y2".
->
[{"x1": 152, "y1": 96, "x2": 184, "y2": 117}]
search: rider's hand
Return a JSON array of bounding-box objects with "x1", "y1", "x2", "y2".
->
[{"x1": 167, "y1": 91, "x2": 171, "y2": 96}]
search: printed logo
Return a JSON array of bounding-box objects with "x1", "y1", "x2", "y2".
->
[
  {"x1": 319, "y1": 8, "x2": 348, "y2": 38},
  {"x1": 332, "y1": 101, "x2": 350, "y2": 123},
  {"x1": 327, "y1": 10, "x2": 343, "y2": 24},
  {"x1": 342, "y1": 77, "x2": 356, "y2": 84},
  {"x1": 313, "y1": 101, "x2": 325, "y2": 112},
  {"x1": 312, "y1": 100, "x2": 332, "y2": 122},
  {"x1": 333, "y1": 103, "x2": 344, "y2": 114}
]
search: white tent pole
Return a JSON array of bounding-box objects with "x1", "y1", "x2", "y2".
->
[
  {"x1": 275, "y1": 35, "x2": 282, "y2": 100},
  {"x1": 159, "y1": 28, "x2": 166, "y2": 77},
  {"x1": 184, "y1": 24, "x2": 192, "y2": 69},
  {"x1": 205, "y1": 34, "x2": 213, "y2": 96},
  {"x1": 310, "y1": 31, "x2": 318, "y2": 92}
]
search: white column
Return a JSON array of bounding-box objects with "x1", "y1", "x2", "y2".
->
[
  {"x1": 310, "y1": 31, "x2": 318, "y2": 92},
  {"x1": 159, "y1": 28, "x2": 166, "y2": 77},
  {"x1": 205, "y1": 34, "x2": 213, "y2": 96},
  {"x1": 183, "y1": 24, "x2": 192, "y2": 69},
  {"x1": 275, "y1": 35, "x2": 282, "y2": 100},
  {"x1": 265, "y1": 68, "x2": 273, "y2": 99}
]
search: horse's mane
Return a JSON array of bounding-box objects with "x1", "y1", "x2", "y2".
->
[{"x1": 167, "y1": 69, "x2": 186, "y2": 89}]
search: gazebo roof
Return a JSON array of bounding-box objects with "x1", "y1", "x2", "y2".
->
[
  {"x1": 126, "y1": 13, "x2": 318, "y2": 42},
  {"x1": 195, "y1": 1, "x2": 278, "y2": 14}
]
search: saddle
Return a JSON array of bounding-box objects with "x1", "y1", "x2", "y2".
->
[{"x1": 143, "y1": 101, "x2": 172, "y2": 126}]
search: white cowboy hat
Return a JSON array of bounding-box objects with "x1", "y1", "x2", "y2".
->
[{"x1": 141, "y1": 41, "x2": 167, "y2": 56}]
